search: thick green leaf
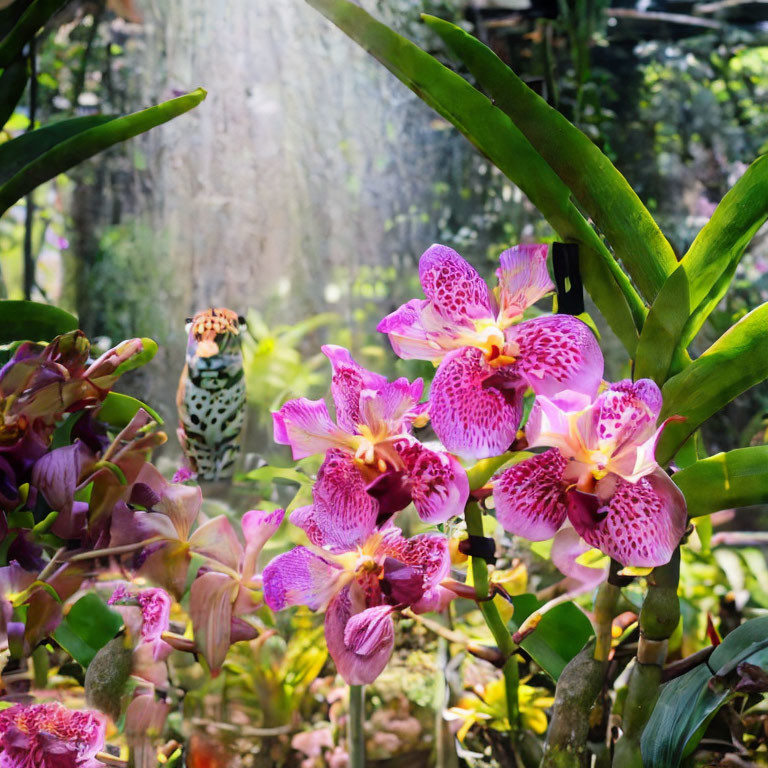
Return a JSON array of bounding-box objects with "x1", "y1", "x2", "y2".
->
[
  {"x1": 97, "y1": 392, "x2": 163, "y2": 428},
  {"x1": 423, "y1": 14, "x2": 675, "y2": 304},
  {"x1": 52, "y1": 593, "x2": 123, "y2": 668},
  {"x1": 673, "y1": 447, "x2": 768, "y2": 517},
  {"x1": 510, "y1": 594, "x2": 594, "y2": 681},
  {"x1": 0, "y1": 88, "x2": 207, "y2": 216},
  {"x1": 0, "y1": 300, "x2": 77, "y2": 343},
  {"x1": 641, "y1": 617, "x2": 768, "y2": 767},
  {"x1": 636, "y1": 155, "x2": 768, "y2": 384},
  {"x1": 0, "y1": 0, "x2": 67, "y2": 69},
  {"x1": 0, "y1": 57, "x2": 28, "y2": 129},
  {"x1": 657, "y1": 303, "x2": 768, "y2": 465},
  {"x1": 303, "y1": 0, "x2": 643, "y2": 354}
]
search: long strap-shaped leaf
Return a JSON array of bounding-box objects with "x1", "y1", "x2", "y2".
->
[
  {"x1": 304, "y1": 0, "x2": 643, "y2": 353},
  {"x1": 423, "y1": 14, "x2": 676, "y2": 305},
  {"x1": 673, "y1": 446, "x2": 768, "y2": 518},
  {"x1": 657, "y1": 302, "x2": 768, "y2": 465},
  {"x1": 636, "y1": 155, "x2": 768, "y2": 384},
  {"x1": 0, "y1": 0, "x2": 68, "y2": 69},
  {"x1": 0, "y1": 88, "x2": 207, "y2": 217}
]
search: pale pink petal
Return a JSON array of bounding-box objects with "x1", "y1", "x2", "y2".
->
[
  {"x1": 272, "y1": 398, "x2": 350, "y2": 460},
  {"x1": 322, "y1": 345, "x2": 388, "y2": 432},
  {"x1": 343, "y1": 604, "x2": 396, "y2": 656},
  {"x1": 567, "y1": 469, "x2": 687, "y2": 568},
  {"x1": 550, "y1": 526, "x2": 607, "y2": 592},
  {"x1": 241, "y1": 508, "x2": 285, "y2": 581},
  {"x1": 189, "y1": 515, "x2": 244, "y2": 572},
  {"x1": 155, "y1": 483, "x2": 202, "y2": 541},
  {"x1": 394, "y1": 438, "x2": 469, "y2": 524},
  {"x1": 125, "y1": 695, "x2": 169, "y2": 768},
  {"x1": 430, "y1": 347, "x2": 523, "y2": 460},
  {"x1": 496, "y1": 244, "x2": 554, "y2": 323},
  {"x1": 508, "y1": 314, "x2": 603, "y2": 399},
  {"x1": 419, "y1": 244, "x2": 494, "y2": 324},
  {"x1": 325, "y1": 587, "x2": 393, "y2": 685},
  {"x1": 289, "y1": 451, "x2": 379, "y2": 553},
  {"x1": 493, "y1": 450, "x2": 569, "y2": 540},
  {"x1": 526, "y1": 393, "x2": 587, "y2": 454},
  {"x1": 359, "y1": 378, "x2": 424, "y2": 436},
  {"x1": 189, "y1": 571, "x2": 238, "y2": 674},
  {"x1": 377, "y1": 299, "x2": 458, "y2": 361},
  {"x1": 262, "y1": 547, "x2": 343, "y2": 611}
]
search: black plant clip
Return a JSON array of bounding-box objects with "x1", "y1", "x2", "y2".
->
[
  {"x1": 459, "y1": 535, "x2": 497, "y2": 565},
  {"x1": 552, "y1": 242, "x2": 584, "y2": 316}
]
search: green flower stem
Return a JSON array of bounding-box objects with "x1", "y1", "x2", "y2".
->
[
  {"x1": 612, "y1": 552, "x2": 680, "y2": 768},
  {"x1": 348, "y1": 684, "x2": 366, "y2": 768},
  {"x1": 464, "y1": 502, "x2": 520, "y2": 728}
]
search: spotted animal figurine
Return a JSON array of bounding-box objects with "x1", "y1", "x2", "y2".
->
[{"x1": 177, "y1": 308, "x2": 246, "y2": 481}]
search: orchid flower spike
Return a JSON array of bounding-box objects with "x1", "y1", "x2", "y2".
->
[
  {"x1": 378, "y1": 244, "x2": 604, "y2": 459},
  {"x1": 262, "y1": 461, "x2": 452, "y2": 685},
  {"x1": 273, "y1": 345, "x2": 468, "y2": 524},
  {"x1": 493, "y1": 380, "x2": 687, "y2": 568}
]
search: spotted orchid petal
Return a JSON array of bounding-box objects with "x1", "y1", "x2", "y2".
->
[
  {"x1": 419, "y1": 244, "x2": 495, "y2": 325},
  {"x1": 289, "y1": 451, "x2": 379, "y2": 553},
  {"x1": 508, "y1": 314, "x2": 603, "y2": 399},
  {"x1": 272, "y1": 398, "x2": 350, "y2": 460},
  {"x1": 262, "y1": 546, "x2": 344, "y2": 611},
  {"x1": 496, "y1": 244, "x2": 554, "y2": 324},
  {"x1": 241, "y1": 508, "x2": 285, "y2": 582},
  {"x1": 322, "y1": 345, "x2": 388, "y2": 432},
  {"x1": 325, "y1": 586, "x2": 393, "y2": 685},
  {"x1": 393, "y1": 437, "x2": 469, "y2": 524},
  {"x1": 493, "y1": 450, "x2": 569, "y2": 540},
  {"x1": 567, "y1": 468, "x2": 687, "y2": 567},
  {"x1": 430, "y1": 346, "x2": 523, "y2": 459}
]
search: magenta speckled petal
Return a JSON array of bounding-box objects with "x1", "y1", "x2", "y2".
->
[
  {"x1": 394, "y1": 437, "x2": 469, "y2": 524},
  {"x1": 289, "y1": 451, "x2": 379, "y2": 553},
  {"x1": 493, "y1": 450, "x2": 569, "y2": 540},
  {"x1": 430, "y1": 347, "x2": 523, "y2": 460},
  {"x1": 325, "y1": 587, "x2": 393, "y2": 685},
  {"x1": 262, "y1": 547, "x2": 343, "y2": 611},
  {"x1": 567, "y1": 469, "x2": 687, "y2": 568},
  {"x1": 343, "y1": 604, "x2": 395, "y2": 656},
  {"x1": 509, "y1": 314, "x2": 603, "y2": 399},
  {"x1": 378, "y1": 528, "x2": 451, "y2": 587},
  {"x1": 322, "y1": 345, "x2": 388, "y2": 432},
  {"x1": 496, "y1": 244, "x2": 554, "y2": 323},
  {"x1": 272, "y1": 397, "x2": 350, "y2": 460}
]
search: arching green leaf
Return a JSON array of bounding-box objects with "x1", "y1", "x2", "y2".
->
[
  {"x1": 658, "y1": 303, "x2": 768, "y2": 465},
  {"x1": 636, "y1": 155, "x2": 768, "y2": 384},
  {"x1": 422, "y1": 14, "x2": 675, "y2": 305},
  {"x1": 673, "y1": 447, "x2": 768, "y2": 517},
  {"x1": 0, "y1": 300, "x2": 78, "y2": 344},
  {"x1": 0, "y1": 88, "x2": 207, "y2": 216},
  {"x1": 303, "y1": 0, "x2": 644, "y2": 354}
]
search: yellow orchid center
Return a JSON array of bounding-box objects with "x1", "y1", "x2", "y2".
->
[
  {"x1": 351, "y1": 424, "x2": 389, "y2": 467},
  {"x1": 458, "y1": 319, "x2": 517, "y2": 368}
]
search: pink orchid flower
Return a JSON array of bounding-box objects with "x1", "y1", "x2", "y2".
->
[
  {"x1": 273, "y1": 345, "x2": 468, "y2": 524},
  {"x1": 377, "y1": 244, "x2": 604, "y2": 459},
  {"x1": 493, "y1": 380, "x2": 687, "y2": 568},
  {"x1": 262, "y1": 459, "x2": 452, "y2": 685},
  {"x1": 188, "y1": 507, "x2": 285, "y2": 674},
  {"x1": 0, "y1": 702, "x2": 106, "y2": 768}
]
